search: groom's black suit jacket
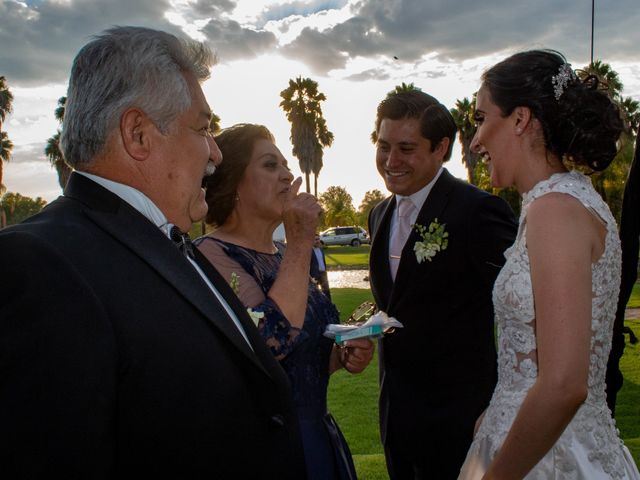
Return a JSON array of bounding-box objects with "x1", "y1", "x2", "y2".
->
[
  {"x1": 369, "y1": 169, "x2": 516, "y2": 476},
  {"x1": 0, "y1": 173, "x2": 306, "y2": 479}
]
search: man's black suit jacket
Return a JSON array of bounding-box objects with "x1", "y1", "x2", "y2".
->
[
  {"x1": 606, "y1": 135, "x2": 640, "y2": 413},
  {"x1": 310, "y1": 247, "x2": 331, "y2": 300},
  {"x1": 0, "y1": 173, "x2": 306, "y2": 479},
  {"x1": 368, "y1": 169, "x2": 516, "y2": 471}
]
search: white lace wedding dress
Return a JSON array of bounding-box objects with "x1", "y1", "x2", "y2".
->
[{"x1": 459, "y1": 171, "x2": 640, "y2": 479}]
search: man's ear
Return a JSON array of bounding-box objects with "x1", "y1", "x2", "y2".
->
[
  {"x1": 513, "y1": 106, "x2": 533, "y2": 135},
  {"x1": 120, "y1": 108, "x2": 153, "y2": 161},
  {"x1": 434, "y1": 137, "x2": 451, "y2": 159}
]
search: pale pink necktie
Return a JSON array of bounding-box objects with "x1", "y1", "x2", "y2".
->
[{"x1": 389, "y1": 198, "x2": 415, "y2": 282}]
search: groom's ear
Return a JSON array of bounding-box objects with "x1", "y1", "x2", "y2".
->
[{"x1": 433, "y1": 137, "x2": 450, "y2": 160}]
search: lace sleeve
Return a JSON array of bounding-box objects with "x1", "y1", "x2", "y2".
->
[
  {"x1": 250, "y1": 296, "x2": 306, "y2": 360},
  {"x1": 195, "y1": 236, "x2": 306, "y2": 360}
]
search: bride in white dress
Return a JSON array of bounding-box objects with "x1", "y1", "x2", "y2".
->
[{"x1": 458, "y1": 50, "x2": 640, "y2": 479}]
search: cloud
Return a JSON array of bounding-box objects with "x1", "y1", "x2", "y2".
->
[
  {"x1": 259, "y1": 0, "x2": 348, "y2": 24},
  {"x1": 2, "y1": 0, "x2": 639, "y2": 89},
  {"x1": 186, "y1": 0, "x2": 236, "y2": 17},
  {"x1": 279, "y1": 0, "x2": 640, "y2": 75},
  {"x1": 280, "y1": 26, "x2": 350, "y2": 71},
  {"x1": 6, "y1": 142, "x2": 48, "y2": 165},
  {"x1": 343, "y1": 67, "x2": 389, "y2": 81},
  {"x1": 200, "y1": 18, "x2": 279, "y2": 61},
  {"x1": 0, "y1": 0, "x2": 181, "y2": 86}
]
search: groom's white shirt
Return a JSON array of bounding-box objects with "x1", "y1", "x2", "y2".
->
[{"x1": 388, "y1": 166, "x2": 443, "y2": 254}]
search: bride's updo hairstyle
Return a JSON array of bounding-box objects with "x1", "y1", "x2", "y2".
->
[{"x1": 481, "y1": 49, "x2": 623, "y2": 171}]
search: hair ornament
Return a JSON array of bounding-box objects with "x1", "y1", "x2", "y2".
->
[{"x1": 551, "y1": 63, "x2": 577, "y2": 100}]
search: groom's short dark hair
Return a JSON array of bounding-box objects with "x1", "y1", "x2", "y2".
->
[{"x1": 373, "y1": 90, "x2": 457, "y2": 161}]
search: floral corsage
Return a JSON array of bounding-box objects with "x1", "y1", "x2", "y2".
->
[
  {"x1": 413, "y1": 218, "x2": 448, "y2": 263},
  {"x1": 230, "y1": 272, "x2": 264, "y2": 326}
]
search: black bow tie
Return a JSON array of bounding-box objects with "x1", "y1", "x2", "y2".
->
[{"x1": 170, "y1": 226, "x2": 195, "y2": 260}]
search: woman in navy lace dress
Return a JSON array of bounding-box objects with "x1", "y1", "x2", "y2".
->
[{"x1": 196, "y1": 123, "x2": 374, "y2": 480}]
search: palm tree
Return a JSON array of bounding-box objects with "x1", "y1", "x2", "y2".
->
[
  {"x1": 0, "y1": 130, "x2": 13, "y2": 193},
  {"x1": 45, "y1": 96, "x2": 72, "y2": 189},
  {"x1": 0, "y1": 76, "x2": 14, "y2": 193},
  {"x1": 209, "y1": 112, "x2": 222, "y2": 134},
  {"x1": 578, "y1": 60, "x2": 624, "y2": 97},
  {"x1": 0, "y1": 76, "x2": 13, "y2": 128},
  {"x1": 54, "y1": 96, "x2": 66, "y2": 123},
  {"x1": 280, "y1": 77, "x2": 334, "y2": 195},
  {"x1": 388, "y1": 82, "x2": 421, "y2": 97},
  {"x1": 619, "y1": 96, "x2": 640, "y2": 135},
  {"x1": 45, "y1": 131, "x2": 72, "y2": 189},
  {"x1": 450, "y1": 96, "x2": 479, "y2": 184}
]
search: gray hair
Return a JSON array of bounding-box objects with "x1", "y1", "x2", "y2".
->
[{"x1": 61, "y1": 26, "x2": 214, "y2": 168}]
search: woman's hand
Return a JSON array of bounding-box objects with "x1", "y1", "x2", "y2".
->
[
  {"x1": 338, "y1": 339, "x2": 375, "y2": 374},
  {"x1": 282, "y1": 177, "x2": 322, "y2": 245}
]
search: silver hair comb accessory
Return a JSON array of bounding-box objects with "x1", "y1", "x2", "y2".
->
[{"x1": 551, "y1": 63, "x2": 576, "y2": 100}]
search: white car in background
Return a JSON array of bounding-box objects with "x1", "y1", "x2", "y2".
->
[{"x1": 319, "y1": 226, "x2": 370, "y2": 247}]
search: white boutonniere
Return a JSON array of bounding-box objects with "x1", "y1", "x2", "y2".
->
[
  {"x1": 413, "y1": 218, "x2": 448, "y2": 263},
  {"x1": 230, "y1": 272, "x2": 264, "y2": 326},
  {"x1": 246, "y1": 309, "x2": 264, "y2": 326}
]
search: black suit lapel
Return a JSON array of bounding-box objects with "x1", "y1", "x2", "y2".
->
[
  {"x1": 390, "y1": 169, "x2": 455, "y2": 305},
  {"x1": 64, "y1": 173, "x2": 267, "y2": 375},
  {"x1": 192, "y1": 248, "x2": 277, "y2": 378},
  {"x1": 369, "y1": 197, "x2": 395, "y2": 310}
]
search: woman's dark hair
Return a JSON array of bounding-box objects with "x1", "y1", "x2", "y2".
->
[
  {"x1": 203, "y1": 123, "x2": 275, "y2": 227},
  {"x1": 482, "y1": 49, "x2": 623, "y2": 171}
]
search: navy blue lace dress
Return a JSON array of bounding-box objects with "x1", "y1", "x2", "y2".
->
[{"x1": 195, "y1": 237, "x2": 357, "y2": 480}]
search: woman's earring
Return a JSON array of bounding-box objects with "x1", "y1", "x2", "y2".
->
[{"x1": 235, "y1": 193, "x2": 240, "y2": 202}]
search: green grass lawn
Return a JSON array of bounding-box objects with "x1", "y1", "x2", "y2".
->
[
  {"x1": 323, "y1": 245, "x2": 370, "y2": 269},
  {"x1": 328, "y1": 287, "x2": 640, "y2": 479},
  {"x1": 628, "y1": 282, "x2": 640, "y2": 308},
  {"x1": 617, "y1": 319, "x2": 640, "y2": 462},
  {"x1": 328, "y1": 288, "x2": 387, "y2": 479}
]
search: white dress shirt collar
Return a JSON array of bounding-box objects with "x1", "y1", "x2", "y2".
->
[
  {"x1": 76, "y1": 171, "x2": 171, "y2": 235},
  {"x1": 393, "y1": 166, "x2": 444, "y2": 224}
]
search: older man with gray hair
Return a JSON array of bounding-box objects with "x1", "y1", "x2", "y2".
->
[{"x1": 0, "y1": 26, "x2": 305, "y2": 479}]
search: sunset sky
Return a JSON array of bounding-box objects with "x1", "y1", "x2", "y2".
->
[{"x1": 2, "y1": 0, "x2": 639, "y2": 206}]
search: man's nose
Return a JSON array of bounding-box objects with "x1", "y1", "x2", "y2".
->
[
  {"x1": 209, "y1": 137, "x2": 223, "y2": 165},
  {"x1": 386, "y1": 148, "x2": 402, "y2": 167}
]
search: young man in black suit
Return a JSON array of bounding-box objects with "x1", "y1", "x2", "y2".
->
[
  {"x1": 368, "y1": 90, "x2": 517, "y2": 479},
  {"x1": 0, "y1": 26, "x2": 305, "y2": 479}
]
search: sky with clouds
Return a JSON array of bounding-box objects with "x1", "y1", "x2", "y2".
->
[{"x1": 2, "y1": 0, "x2": 640, "y2": 206}]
